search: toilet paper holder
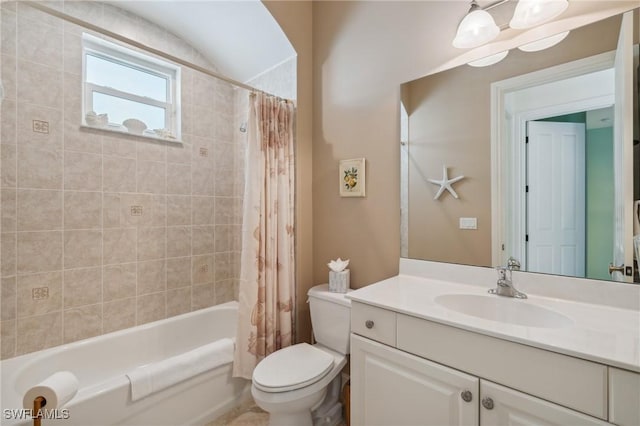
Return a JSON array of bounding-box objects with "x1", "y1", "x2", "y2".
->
[{"x1": 33, "y1": 396, "x2": 46, "y2": 426}]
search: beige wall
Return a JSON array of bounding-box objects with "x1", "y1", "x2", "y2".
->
[
  {"x1": 404, "y1": 15, "x2": 622, "y2": 267},
  {"x1": 309, "y1": 1, "x2": 638, "y2": 293},
  {"x1": 0, "y1": 2, "x2": 242, "y2": 358}
]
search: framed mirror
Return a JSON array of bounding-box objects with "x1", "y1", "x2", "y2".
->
[{"x1": 400, "y1": 10, "x2": 640, "y2": 284}]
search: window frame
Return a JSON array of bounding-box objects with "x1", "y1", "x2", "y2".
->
[{"x1": 81, "y1": 33, "x2": 181, "y2": 140}]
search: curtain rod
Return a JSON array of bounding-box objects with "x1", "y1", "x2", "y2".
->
[{"x1": 26, "y1": 1, "x2": 284, "y2": 99}]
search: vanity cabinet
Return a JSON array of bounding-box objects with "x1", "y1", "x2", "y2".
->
[{"x1": 350, "y1": 301, "x2": 638, "y2": 426}]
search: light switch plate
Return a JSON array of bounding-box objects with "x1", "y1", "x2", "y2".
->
[{"x1": 459, "y1": 217, "x2": 477, "y2": 230}]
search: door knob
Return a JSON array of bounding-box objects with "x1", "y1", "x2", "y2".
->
[
  {"x1": 609, "y1": 263, "x2": 625, "y2": 274},
  {"x1": 365, "y1": 320, "x2": 374, "y2": 329},
  {"x1": 460, "y1": 390, "x2": 473, "y2": 402}
]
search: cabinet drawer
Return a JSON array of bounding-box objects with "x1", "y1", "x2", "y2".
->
[
  {"x1": 609, "y1": 367, "x2": 640, "y2": 426},
  {"x1": 397, "y1": 314, "x2": 608, "y2": 420},
  {"x1": 351, "y1": 302, "x2": 396, "y2": 346}
]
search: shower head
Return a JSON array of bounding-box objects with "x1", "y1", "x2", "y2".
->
[{"x1": 239, "y1": 122, "x2": 247, "y2": 133}]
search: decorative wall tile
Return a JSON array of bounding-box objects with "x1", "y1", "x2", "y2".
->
[
  {"x1": 1, "y1": 1, "x2": 246, "y2": 359},
  {"x1": 63, "y1": 267, "x2": 101, "y2": 308},
  {"x1": 16, "y1": 271, "x2": 62, "y2": 317},
  {"x1": 192, "y1": 254, "x2": 213, "y2": 284}
]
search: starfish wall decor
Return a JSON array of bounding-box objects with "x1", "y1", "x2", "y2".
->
[{"x1": 428, "y1": 165, "x2": 465, "y2": 200}]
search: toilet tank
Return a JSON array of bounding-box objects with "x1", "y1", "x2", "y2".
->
[{"x1": 308, "y1": 284, "x2": 351, "y2": 355}]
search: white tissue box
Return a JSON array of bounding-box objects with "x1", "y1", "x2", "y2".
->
[{"x1": 329, "y1": 270, "x2": 349, "y2": 293}]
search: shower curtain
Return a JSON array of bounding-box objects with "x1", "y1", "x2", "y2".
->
[{"x1": 233, "y1": 92, "x2": 296, "y2": 380}]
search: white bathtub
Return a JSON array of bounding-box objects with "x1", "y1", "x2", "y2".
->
[{"x1": 1, "y1": 302, "x2": 251, "y2": 425}]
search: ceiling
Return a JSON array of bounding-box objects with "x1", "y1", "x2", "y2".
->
[{"x1": 112, "y1": 0, "x2": 296, "y2": 83}]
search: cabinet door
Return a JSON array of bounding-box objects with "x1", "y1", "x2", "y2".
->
[
  {"x1": 351, "y1": 334, "x2": 478, "y2": 426},
  {"x1": 480, "y1": 380, "x2": 611, "y2": 426}
]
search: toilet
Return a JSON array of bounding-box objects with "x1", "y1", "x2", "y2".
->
[{"x1": 251, "y1": 284, "x2": 351, "y2": 426}]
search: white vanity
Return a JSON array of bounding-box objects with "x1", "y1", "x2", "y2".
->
[{"x1": 348, "y1": 259, "x2": 640, "y2": 426}]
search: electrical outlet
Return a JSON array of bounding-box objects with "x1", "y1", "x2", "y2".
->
[
  {"x1": 32, "y1": 287, "x2": 49, "y2": 300},
  {"x1": 459, "y1": 217, "x2": 478, "y2": 230}
]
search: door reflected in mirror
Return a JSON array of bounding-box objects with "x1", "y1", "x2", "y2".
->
[{"x1": 400, "y1": 11, "x2": 640, "y2": 284}]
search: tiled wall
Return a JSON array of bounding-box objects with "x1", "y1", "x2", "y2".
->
[{"x1": 0, "y1": 1, "x2": 243, "y2": 359}]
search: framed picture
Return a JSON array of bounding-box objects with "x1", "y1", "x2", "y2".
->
[{"x1": 339, "y1": 158, "x2": 366, "y2": 197}]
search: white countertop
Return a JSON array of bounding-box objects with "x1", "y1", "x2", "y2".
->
[{"x1": 348, "y1": 274, "x2": 640, "y2": 373}]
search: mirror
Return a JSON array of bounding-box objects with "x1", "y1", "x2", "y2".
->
[{"x1": 401, "y1": 11, "x2": 640, "y2": 283}]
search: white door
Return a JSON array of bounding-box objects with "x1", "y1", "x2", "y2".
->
[
  {"x1": 350, "y1": 334, "x2": 478, "y2": 426},
  {"x1": 527, "y1": 121, "x2": 586, "y2": 277},
  {"x1": 612, "y1": 11, "x2": 634, "y2": 282},
  {"x1": 480, "y1": 380, "x2": 610, "y2": 425}
]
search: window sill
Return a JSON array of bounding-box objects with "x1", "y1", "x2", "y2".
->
[{"x1": 80, "y1": 123, "x2": 183, "y2": 144}]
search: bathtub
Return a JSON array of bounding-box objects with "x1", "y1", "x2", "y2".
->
[{"x1": 1, "y1": 301, "x2": 251, "y2": 425}]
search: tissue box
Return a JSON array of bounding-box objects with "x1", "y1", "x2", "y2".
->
[{"x1": 329, "y1": 270, "x2": 349, "y2": 293}]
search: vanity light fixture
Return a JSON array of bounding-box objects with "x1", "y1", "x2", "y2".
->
[
  {"x1": 509, "y1": 0, "x2": 569, "y2": 29},
  {"x1": 454, "y1": 0, "x2": 570, "y2": 50},
  {"x1": 468, "y1": 50, "x2": 509, "y2": 67},
  {"x1": 452, "y1": 0, "x2": 500, "y2": 49},
  {"x1": 517, "y1": 30, "x2": 570, "y2": 52}
]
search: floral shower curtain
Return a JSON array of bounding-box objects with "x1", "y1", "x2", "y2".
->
[{"x1": 233, "y1": 92, "x2": 296, "y2": 380}]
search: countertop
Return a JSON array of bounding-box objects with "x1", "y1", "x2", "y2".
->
[{"x1": 348, "y1": 274, "x2": 640, "y2": 373}]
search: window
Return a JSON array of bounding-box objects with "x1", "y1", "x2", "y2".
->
[{"x1": 82, "y1": 33, "x2": 181, "y2": 139}]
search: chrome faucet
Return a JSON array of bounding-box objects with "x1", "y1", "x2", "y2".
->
[{"x1": 488, "y1": 258, "x2": 527, "y2": 299}]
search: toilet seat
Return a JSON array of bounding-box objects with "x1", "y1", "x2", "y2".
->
[{"x1": 253, "y1": 343, "x2": 334, "y2": 393}]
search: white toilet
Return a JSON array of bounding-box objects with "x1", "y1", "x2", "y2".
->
[{"x1": 251, "y1": 284, "x2": 351, "y2": 426}]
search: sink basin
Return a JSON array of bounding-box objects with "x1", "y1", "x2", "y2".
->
[{"x1": 434, "y1": 294, "x2": 573, "y2": 328}]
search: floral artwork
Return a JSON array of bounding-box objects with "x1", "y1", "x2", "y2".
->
[{"x1": 339, "y1": 158, "x2": 366, "y2": 197}]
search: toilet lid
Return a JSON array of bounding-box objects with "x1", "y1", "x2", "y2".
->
[{"x1": 253, "y1": 343, "x2": 334, "y2": 393}]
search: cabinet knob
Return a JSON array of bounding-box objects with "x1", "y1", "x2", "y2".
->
[
  {"x1": 460, "y1": 390, "x2": 473, "y2": 402},
  {"x1": 481, "y1": 397, "x2": 494, "y2": 410},
  {"x1": 365, "y1": 320, "x2": 374, "y2": 329}
]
